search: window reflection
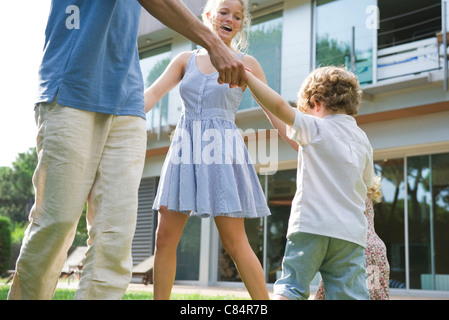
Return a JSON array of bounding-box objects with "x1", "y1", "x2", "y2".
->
[
  {"x1": 139, "y1": 45, "x2": 171, "y2": 132},
  {"x1": 266, "y1": 169, "x2": 296, "y2": 283},
  {"x1": 407, "y1": 154, "x2": 449, "y2": 290},
  {"x1": 315, "y1": 0, "x2": 375, "y2": 84},
  {"x1": 373, "y1": 158, "x2": 406, "y2": 288},
  {"x1": 374, "y1": 152, "x2": 449, "y2": 291},
  {"x1": 240, "y1": 11, "x2": 283, "y2": 110},
  {"x1": 175, "y1": 217, "x2": 201, "y2": 281},
  {"x1": 431, "y1": 153, "x2": 449, "y2": 291}
]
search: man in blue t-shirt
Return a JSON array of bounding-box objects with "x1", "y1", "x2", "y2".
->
[{"x1": 8, "y1": 0, "x2": 247, "y2": 300}]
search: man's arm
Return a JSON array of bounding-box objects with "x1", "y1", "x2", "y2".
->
[{"x1": 138, "y1": 0, "x2": 247, "y2": 87}]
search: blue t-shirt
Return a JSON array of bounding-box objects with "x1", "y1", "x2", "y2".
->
[{"x1": 37, "y1": 0, "x2": 145, "y2": 119}]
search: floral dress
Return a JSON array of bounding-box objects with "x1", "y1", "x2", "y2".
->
[{"x1": 314, "y1": 199, "x2": 390, "y2": 300}]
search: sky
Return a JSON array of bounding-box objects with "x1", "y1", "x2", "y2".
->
[{"x1": 0, "y1": 1, "x2": 51, "y2": 167}]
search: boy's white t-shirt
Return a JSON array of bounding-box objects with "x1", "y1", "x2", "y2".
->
[{"x1": 287, "y1": 109, "x2": 374, "y2": 248}]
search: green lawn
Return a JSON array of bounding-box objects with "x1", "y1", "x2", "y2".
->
[{"x1": 0, "y1": 283, "x2": 247, "y2": 300}]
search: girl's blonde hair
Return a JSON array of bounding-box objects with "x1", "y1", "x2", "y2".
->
[
  {"x1": 201, "y1": 0, "x2": 251, "y2": 53},
  {"x1": 297, "y1": 66, "x2": 363, "y2": 116},
  {"x1": 368, "y1": 176, "x2": 383, "y2": 203}
]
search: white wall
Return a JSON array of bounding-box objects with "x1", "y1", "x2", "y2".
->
[{"x1": 361, "y1": 111, "x2": 449, "y2": 159}]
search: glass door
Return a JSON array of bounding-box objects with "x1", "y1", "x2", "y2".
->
[{"x1": 374, "y1": 152, "x2": 449, "y2": 291}]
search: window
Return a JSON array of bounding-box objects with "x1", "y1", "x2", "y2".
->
[
  {"x1": 373, "y1": 157, "x2": 407, "y2": 288},
  {"x1": 315, "y1": 0, "x2": 442, "y2": 83},
  {"x1": 175, "y1": 217, "x2": 201, "y2": 281},
  {"x1": 406, "y1": 153, "x2": 449, "y2": 290},
  {"x1": 375, "y1": 1, "x2": 441, "y2": 81},
  {"x1": 266, "y1": 169, "x2": 296, "y2": 283},
  {"x1": 139, "y1": 45, "x2": 171, "y2": 133},
  {"x1": 239, "y1": 11, "x2": 283, "y2": 110},
  {"x1": 374, "y1": 152, "x2": 449, "y2": 291},
  {"x1": 315, "y1": 0, "x2": 376, "y2": 84},
  {"x1": 378, "y1": 0, "x2": 441, "y2": 49}
]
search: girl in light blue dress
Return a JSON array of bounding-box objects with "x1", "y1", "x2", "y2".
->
[{"x1": 145, "y1": 0, "x2": 271, "y2": 300}]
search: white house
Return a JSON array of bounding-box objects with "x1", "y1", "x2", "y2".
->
[{"x1": 132, "y1": 0, "x2": 449, "y2": 297}]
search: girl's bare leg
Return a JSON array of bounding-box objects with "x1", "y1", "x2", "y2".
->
[
  {"x1": 153, "y1": 207, "x2": 189, "y2": 300},
  {"x1": 214, "y1": 216, "x2": 270, "y2": 300}
]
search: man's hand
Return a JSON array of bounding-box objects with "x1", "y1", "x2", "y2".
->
[
  {"x1": 209, "y1": 45, "x2": 247, "y2": 88},
  {"x1": 138, "y1": 0, "x2": 247, "y2": 88}
]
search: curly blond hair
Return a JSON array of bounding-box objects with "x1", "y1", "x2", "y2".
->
[
  {"x1": 368, "y1": 176, "x2": 383, "y2": 203},
  {"x1": 201, "y1": 0, "x2": 251, "y2": 53},
  {"x1": 297, "y1": 66, "x2": 363, "y2": 116}
]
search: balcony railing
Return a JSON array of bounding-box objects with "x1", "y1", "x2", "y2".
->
[{"x1": 376, "y1": 37, "x2": 440, "y2": 82}]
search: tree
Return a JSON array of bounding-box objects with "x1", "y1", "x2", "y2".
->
[
  {"x1": 0, "y1": 148, "x2": 37, "y2": 224},
  {"x1": 0, "y1": 147, "x2": 88, "y2": 254},
  {"x1": 0, "y1": 216, "x2": 12, "y2": 275},
  {"x1": 316, "y1": 33, "x2": 350, "y2": 68}
]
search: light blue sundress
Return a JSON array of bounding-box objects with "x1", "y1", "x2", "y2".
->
[{"x1": 152, "y1": 50, "x2": 271, "y2": 218}]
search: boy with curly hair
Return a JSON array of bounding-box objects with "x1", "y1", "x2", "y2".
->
[{"x1": 246, "y1": 66, "x2": 374, "y2": 300}]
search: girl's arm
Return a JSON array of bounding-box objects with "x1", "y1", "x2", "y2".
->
[
  {"x1": 242, "y1": 56, "x2": 299, "y2": 152},
  {"x1": 144, "y1": 51, "x2": 191, "y2": 113}
]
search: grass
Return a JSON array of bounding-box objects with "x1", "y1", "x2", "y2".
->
[{"x1": 0, "y1": 281, "x2": 247, "y2": 300}]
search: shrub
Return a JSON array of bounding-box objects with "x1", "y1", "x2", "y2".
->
[{"x1": 0, "y1": 216, "x2": 12, "y2": 275}]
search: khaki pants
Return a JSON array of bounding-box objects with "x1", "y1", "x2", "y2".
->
[{"x1": 8, "y1": 100, "x2": 147, "y2": 300}]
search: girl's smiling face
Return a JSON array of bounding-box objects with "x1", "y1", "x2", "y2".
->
[{"x1": 211, "y1": 0, "x2": 244, "y2": 47}]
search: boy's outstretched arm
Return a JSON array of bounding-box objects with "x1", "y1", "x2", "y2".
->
[{"x1": 246, "y1": 72, "x2": 296, "y2": 127}]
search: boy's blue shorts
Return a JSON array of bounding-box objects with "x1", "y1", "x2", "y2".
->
[{"x1": 274, "y1": 232, "x2": 369, "y2": 300}]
